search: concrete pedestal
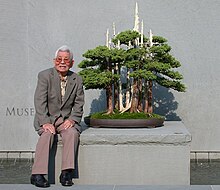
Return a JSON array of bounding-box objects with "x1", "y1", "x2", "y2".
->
[{"x1": 54, "y1": 121, "x2": 191, "y2": 185}]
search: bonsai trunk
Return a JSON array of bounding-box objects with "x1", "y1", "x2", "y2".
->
[
  {"x1": 106, "y1": 85, "x2": 114, "y2": 114},
  {"x1": 130, "y1": 79, "x2": 139, "y2": 113},
  {"x1": 144, "y1": 80, "x2": 149, "y2": 113},
  {"x1": 137, "y1": 78, "x2": 143, "y2": 112},
  {"x1": 147, "y1": 80, "x2": 153, "y2": 113},
  {"x1": 114, "y1": 83, "x2": 119, "y2": 110}
]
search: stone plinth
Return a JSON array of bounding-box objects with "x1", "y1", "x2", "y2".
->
[{"x1": 54, "y1": 121, "x2": 191, "y2": 185}]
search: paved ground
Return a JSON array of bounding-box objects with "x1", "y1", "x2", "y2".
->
[{"x1": 0, "y1": 185, "x2": 220, "y2": 190}]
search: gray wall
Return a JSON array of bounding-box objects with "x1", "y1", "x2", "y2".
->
[{"x1": 0, "y1": 0, "x2": 220, "y2": 151}]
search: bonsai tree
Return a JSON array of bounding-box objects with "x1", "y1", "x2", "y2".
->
[
  {"x1": 78, "y1": 46, "x2": 126, "y2": 114},
  {"x1": 78, "y1": 30, "x2": 186, "y2": 118}
]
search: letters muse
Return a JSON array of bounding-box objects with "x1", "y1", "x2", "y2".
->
[{"x1": 6, "y1": 107, "x2": 35, "y2": 116}]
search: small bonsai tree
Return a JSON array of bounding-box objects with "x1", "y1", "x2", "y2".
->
[{"x1": 78, "y1": 30, "x2": 185, "y2": 117}]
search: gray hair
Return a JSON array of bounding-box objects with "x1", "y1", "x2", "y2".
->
[{"x1": 55, "y1": 45, "x2": 73, "y2": 60}]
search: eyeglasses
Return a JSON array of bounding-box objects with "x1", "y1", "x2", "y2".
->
[{"x1": 55, "y1": 57, "x2": 70, "y2": 64}]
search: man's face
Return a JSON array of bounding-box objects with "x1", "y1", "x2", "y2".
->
[{"x1": 54, "y1": 51, "x2": 74, "y2": 75}]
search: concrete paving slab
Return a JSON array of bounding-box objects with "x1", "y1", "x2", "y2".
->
[
  {"x1": 68, "y1": 185, "x2": 114, "y2": 190},
  {"x1": 115, "y1": 185, "x2": 212, "y2": 190},
  {"x1": 0, "y1": 185, "x2": 214, "y2": 190},
  {"x1": 0, "y1": 184, "x2": 115, "y2": 190},
  {"x1": 212, "y1": 185, "x2": 220, "y2": 190}
]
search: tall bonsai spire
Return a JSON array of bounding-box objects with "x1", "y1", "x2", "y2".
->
[
  {"x1": 149, "y1": 29, "x2": 153, "y2": 47},
  {"x1": 113, "y1": 22, "x2": 116, "y2": 36},
  {"x1": 106, "y1": 28, "x2": 110, "y2": 48},
  {"x1": 133, "y1": 2, "x2": 140, "y2": 32},
  {"x1": 140, "y1": 20, "x2": 144, "y2": 47}
]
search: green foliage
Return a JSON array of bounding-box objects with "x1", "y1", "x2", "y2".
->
[
  {"x1": 164, "y1": 70, "x2": 183, "y2": 80},
  {"x1": 109, "y1": 48, "x2": 126, "y2": 63},
  {"x1": 144, "y1": 61, "x2": 172, "y2": 72},
  {"x1": 78, "y1": 69, "x2": 119, "y2": 89},
  {"x1": 123, "y1": 47, "x2": 147, "y2": 71},
  {"x1": 78, "y1": 59, "x2": 98, "y2": 68},
  {"x1": 83, "y1": 46, "x2": 110, "y2": 61},
  {"x1": 156, "y1": 77, "x2": 186, "y2": 92},
  {"x1": 125, "y1": 47, "x2": 147, "y2": 61},
  {"x1": 78, "y1": 45, "x2": 125, "y2": 90},
  {"x1": 156, "y1": 54, "x2": 181, "y2": 68},
  {"x1": 152, "y1": 36, "x2": 167, "y2": 44},
  {"x1": 150, "y1": 44, "x2": 171, "y2": 56},
  {"x1": 88, "y1": 111, "x2": 164, "y2": 119},
  {"x1": 112, "y1": 30, "x2": 145, "y2": 46},
  {"x1": 129, "y1": 70, "x2": 157, "y2": 80},
  {"x1": 78, "y1": 30, "x2": 186, "y2": 110},
  {"x1": 125, "y1": 60, "x2": 140, "y2": 69}
]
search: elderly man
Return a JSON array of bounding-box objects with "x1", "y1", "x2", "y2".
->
[{"x1": 30, "y1": 45, "x2": 84, "y2": 187}]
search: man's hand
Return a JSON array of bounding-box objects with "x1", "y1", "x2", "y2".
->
[
  {"x1": 42, "y1": 123, "x2": 56, "y2": 134},
  {"x1": 63, "y1": 119, "x2": 75, "y2": 130}
]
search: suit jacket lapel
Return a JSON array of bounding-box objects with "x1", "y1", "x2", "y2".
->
[
  {"x1": 61, "y1": 71, "x2": 76, "y2": 107},
  {"x1": 52, "y1": 67, "x2": 62, "y2": 105}
]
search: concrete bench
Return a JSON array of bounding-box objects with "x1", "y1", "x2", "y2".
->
[{"x1": 51, "y1": 121, "x2": 191, "y2": 185}]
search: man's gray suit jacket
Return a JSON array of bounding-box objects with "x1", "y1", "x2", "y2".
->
[{"x1": 34, "y1": 67, "x2": 84, "y2": 134}]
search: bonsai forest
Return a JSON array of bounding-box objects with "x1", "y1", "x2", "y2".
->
[{"x1": 78, "y1": 3, "x2": 186, "y2": 120}]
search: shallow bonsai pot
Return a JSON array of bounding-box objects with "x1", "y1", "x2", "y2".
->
[{"x1": 84, "y1": 117, "x2": 164, "y2": 128}]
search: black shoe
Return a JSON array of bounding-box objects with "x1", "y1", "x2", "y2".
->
[
  {"x1": 59, "y1": 171, "x2": 73, "y2": 186},
  {"x1": 30, "y1": 174, "x2": 50, "y2": 188}
]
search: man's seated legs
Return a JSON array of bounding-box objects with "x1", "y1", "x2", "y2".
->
[
  {"x1": 57, "y1": 125, "x2": 80, "y2": 186},
  {"x1": 31, "y1": 131, "x2": 54, "y2": 187}
]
